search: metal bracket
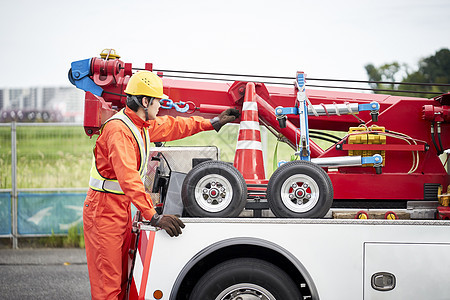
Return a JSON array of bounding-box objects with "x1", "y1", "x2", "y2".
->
[
  {"x1": 69, "y1": 58, "x2": 103, "y2": 96},
  {"x1": 362, "y1": 154, "x2": 383, "y2": 174},
  {"x1": 359, "y1": 102, "x2": 380, "y2": 122},
  {"x1": 295, "y1": 72, "x2": 311, "y2": 161}
]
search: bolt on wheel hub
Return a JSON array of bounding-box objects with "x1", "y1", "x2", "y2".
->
[{"x1": 280, "y1": 174, "x2": 320, "y2": 213}]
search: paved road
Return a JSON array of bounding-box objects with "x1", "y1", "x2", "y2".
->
[{"x1": 0, "y1": 248, "x2": 90, "y2": 299}]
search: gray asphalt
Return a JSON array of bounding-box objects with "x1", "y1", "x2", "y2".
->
[{"x1": 0, "y1": 248, "x2": 91, "y2": 299}]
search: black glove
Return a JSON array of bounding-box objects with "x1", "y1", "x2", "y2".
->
[
  {"x1": 150, "y1": 214, "x2": 185, "y2": 237},
  {"x1": 211, "y1": 108, "x2": 240, "y2": 132}
]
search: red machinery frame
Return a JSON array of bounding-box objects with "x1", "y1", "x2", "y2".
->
[{"x1": 72, "y1": 53, "x2": 449, "y2": 205}]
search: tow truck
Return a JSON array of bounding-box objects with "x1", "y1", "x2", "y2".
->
[{"x1": 70, "y1": 50, "x2": 450, "y2": 299}]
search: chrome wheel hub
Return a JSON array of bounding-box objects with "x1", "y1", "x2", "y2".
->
[
  {"x1": 280, "y1": 174, "x2": 319, "y2": 213},
  {"x1": 217, "y1": 283, "x2": 276, "y2": 300},
  {"x1": 195, "y1": 174, "x2": 233, "y2": 212}
]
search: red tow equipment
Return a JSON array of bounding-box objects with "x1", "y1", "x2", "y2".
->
[{"x1": 69, "y1": 50, "x2": 449, "y2": 211}]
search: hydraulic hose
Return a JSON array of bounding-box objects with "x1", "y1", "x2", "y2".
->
[
  {"x1": 309, "y1": 134, "x2": 340, "y2": 144},
  {"x1": 431, "y1": 122, "x2": 444, "y2": 155},
  {"x1": 309, "y1": 130, "x2": 343, "y2": 143},
  {"x1": 437, "y1": 122, "x2": 444, "y2": 155}
]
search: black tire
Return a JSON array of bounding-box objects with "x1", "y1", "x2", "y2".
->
[
  {"x1": 181, "y1": 161, "x2": 247, "y2": 217},
  {"x1": 189, "y1": 258, "x2": 302, "y2": 300},
  {"x1": 267, "y1": 160, "x2": 333, "y2": 218}
]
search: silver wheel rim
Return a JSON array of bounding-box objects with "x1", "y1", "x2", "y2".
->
[
  {"x1": 194, "y1": 174, "x2": 233, "y2": 212},
  {"x1": 217, "y1": 283, "x2": 276, "y2": 300},
  {"x1": 280, "y1": 174, "x2": 320, "y2": 213}
]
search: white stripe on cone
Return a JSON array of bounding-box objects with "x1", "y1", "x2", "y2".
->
[
  {"x1": 239, "y1": 121, "x2": 260, "y2": 130},
  {"x1": 242, "y1": 101, "x2": 258, "y2": 111},
  {"x1": 236, "y1": 140, "x2": 263, "y2": 151}
]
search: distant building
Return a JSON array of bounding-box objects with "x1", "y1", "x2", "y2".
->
[{"x1": 0, "y1": 86, "x2": 84, "y2": 123}]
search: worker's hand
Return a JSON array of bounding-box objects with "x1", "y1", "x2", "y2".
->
[
  {"x1": 150, "y1": 214, "x2": 185, "y2": 237},
  {"x1": 211, "y1": 108, "x2": 240, "y2": 132}
]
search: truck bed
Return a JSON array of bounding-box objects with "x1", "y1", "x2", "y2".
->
[{"x1": 133, "y1": 218, "x2": 450, "y2": 300}]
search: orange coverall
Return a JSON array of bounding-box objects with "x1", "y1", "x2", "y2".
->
[{"x1": 83, "y1": 106, "x2": 213, "y2": 299}]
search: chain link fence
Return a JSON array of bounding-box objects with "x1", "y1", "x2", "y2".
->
[
  {"x1": 0, "y1": 122, "x2": 295, "y2": 248},
  {"x1": 0, "y1": 123, "x2": 96, "y2": 248}
]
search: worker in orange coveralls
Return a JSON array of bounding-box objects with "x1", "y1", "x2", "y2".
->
[{"x1": 83, "y1": 70, "x2": 239, "y2": 300}]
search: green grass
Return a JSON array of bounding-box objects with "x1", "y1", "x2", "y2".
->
[
  {"x1": 0, "y1": 124, "x2": 343, "y2": 189},
  {"x1": 0, "y1": 126, "x2": 11, "y2": 188},
  {"x1": 0, "y1": 126, "x2": 96, "y2": 189},
  {"x1": 15, "y1": 225, "x2": 85, "y2": 248},
  {"x1": 63, "y1": 225, "x2": 85, "y2": 248}
]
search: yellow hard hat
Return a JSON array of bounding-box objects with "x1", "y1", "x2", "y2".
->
[{"x1": 124, "y1": 71, "x2": 167, "y2": 98}]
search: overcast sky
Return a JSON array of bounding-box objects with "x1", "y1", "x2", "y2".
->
[{"x1": 1, "y1": 0, "x2": 449, "y2": 89}]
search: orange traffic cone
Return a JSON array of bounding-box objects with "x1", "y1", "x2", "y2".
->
[{"x1": 234, "y1": 82, "x2": 267, "y2": 184}]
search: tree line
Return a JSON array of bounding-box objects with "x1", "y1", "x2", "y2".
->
[{"x1": 365, "y1": 48, "x2": 449, "y2": 97}]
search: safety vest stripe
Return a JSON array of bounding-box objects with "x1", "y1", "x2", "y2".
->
[
  {"x1": 89, "y1": 177, "x2": 123, "y2": 193},
  {"x1": 239, "y1": 121, "x2": 260, "y2": 130},
  {"x1": 236, "y1": 140, "x2": 263, "y2": 151},
  {"x1": 242, "y1": 101, "x2": 258, "y2": 111},
  {"x1": 89, "y1": 109, "x2": 150, "y2": 194},
  {"x1": 111, "y1": 111, "x2": 147, "y2": 173}
]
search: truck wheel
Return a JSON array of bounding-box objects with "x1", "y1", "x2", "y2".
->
[
  {"x1": 267, "y1": 160, "x2": 333, "y2": 218},
  {"x1": 189, "y1": 258, "x2": 302, "y2": 300},
  {"x1": 181, "y1": 161, "x2": 247, "y2": 217}
]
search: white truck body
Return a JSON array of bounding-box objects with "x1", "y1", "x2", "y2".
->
[{"x1": 130, "y1": 218, "x2": 450, "y2": 300}]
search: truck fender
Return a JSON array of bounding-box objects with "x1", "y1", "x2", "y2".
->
[{"x1": 169, "y1": 237, "x2": 320, "y2": 300}]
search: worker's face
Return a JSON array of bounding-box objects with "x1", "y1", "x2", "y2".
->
[{"x1": 144, "y1": 97, "x2": 160, "y2": 120}]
